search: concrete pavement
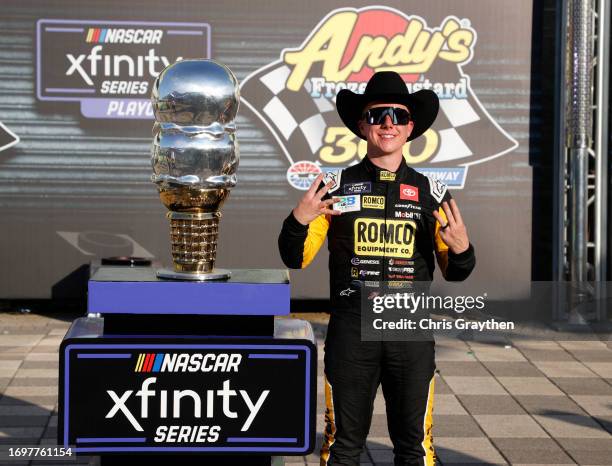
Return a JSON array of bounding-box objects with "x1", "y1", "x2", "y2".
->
[{"x1": 0, "y1": 311, "x2": 610, "y2": 465}]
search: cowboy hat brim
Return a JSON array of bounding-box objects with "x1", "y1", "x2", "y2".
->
[{"x1": 336, "y1": 88, "x2": 439, "y2": 142}]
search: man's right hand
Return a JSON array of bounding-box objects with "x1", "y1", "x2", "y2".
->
[{"x1": 292, "y1": 173, "x2": 342, "y2": 225}]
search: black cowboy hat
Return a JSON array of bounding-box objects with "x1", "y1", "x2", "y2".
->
[{"x1": 336, "y1": 71, "x2": 439, "y2": 142}]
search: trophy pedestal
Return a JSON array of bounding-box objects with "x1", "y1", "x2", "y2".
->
[{"x1": 59, "y1": 266, "x2": 315, "y2": 465}]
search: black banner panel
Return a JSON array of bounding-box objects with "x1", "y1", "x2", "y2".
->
[{"x1": 59, "y1": 339, "x2": 317, "y2": 455}]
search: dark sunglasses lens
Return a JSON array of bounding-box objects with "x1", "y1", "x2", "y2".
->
[
  {"x1": 366, "y1": 107, "x2": 410, "y2": 125},
  {"x1": 393, "y1": 108, "x2": 410, "y2": 124}
]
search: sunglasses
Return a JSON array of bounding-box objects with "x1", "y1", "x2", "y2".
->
[{"x1": 362, "y1": 106, "x2": 412, "y2": 125}]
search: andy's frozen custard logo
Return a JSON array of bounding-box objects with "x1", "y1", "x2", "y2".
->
[
  {"x1": 240, "y1": 6, "x2": 518, "y2": 190},
  {"x1": 282, "y1": 12, "x2": 474, "y2": 89}
]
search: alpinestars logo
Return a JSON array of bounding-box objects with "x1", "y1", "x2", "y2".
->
[{"x1": 241, "y1": 6, "x2": 518, "y2": 190}]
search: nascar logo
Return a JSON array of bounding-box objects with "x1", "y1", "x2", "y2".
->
[
  {"x1": 85, "y1": 28, "x2": 163, "y2": 44},
  {"x1": 135, "y1": 353, "x2": 242, "y2": 373}
]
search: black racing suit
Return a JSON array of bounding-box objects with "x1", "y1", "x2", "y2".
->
[{"x1": 278, "y1": 157, "x2": 475, "y2": 466}]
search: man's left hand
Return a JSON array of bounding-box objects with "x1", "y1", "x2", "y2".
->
[{"x1": 432, "y1": 199, "x2": 470, "y2": 254}]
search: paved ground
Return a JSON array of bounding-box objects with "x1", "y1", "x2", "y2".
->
[{"x1": 0, "y1": 310, "x2": 610, "y2": 465}]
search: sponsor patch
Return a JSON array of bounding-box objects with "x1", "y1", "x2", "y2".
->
[
  {"x1": 387, "y1": 273, "x2": 414, "y2": 280},
  {"x1": 378, "y1": 170, "x2": 396, "y2": 182},
  {"x1": 359, "y1": 269, "x2": 380, "y2": 277},
  {"x1": 333, "y1": 194, "x2": 360, "y2": 213},
  {"x1": 362, "y1": 195, "x2": 385, "y2": 210},
  {"x1": 400, "y1": 184, "x2": 419, "y2": 202},
  {"x1": 394, "y1": 211, "x2": 421, "y2": 219},
  {"x1": 343, "y1": 182, "x2": 371, "y2": 195},
  {"x1": 351, "y1": 257, "x2": 380, "y2": 266},
  {"x1": 354, "y1": 218, "x2": 416, "y2": 259},
  {"x1": 388, "y1": 281, "x2": 413, "y2": 289},
  {"x1": 389, "y1": 266, "x2": 415, "y2": 273},
  {"x1": 323, "y1": 169, "x2": 342, "y2": 193},
  {"x1": 351, "y1": 267, "x2": 358, "y2": 278},
  {"x1": 428, "y1": 176, "x2": 448, "y2": 203},
  {"x1": 394, "y1": 203, "x2": 422, "y2": 211},
  {"x1": 389, "y1": 258, "x2": 414, "y2": 266}
]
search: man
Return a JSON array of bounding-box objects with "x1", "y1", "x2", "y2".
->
[{"x1": 278, "y1": 71, "x2": 475, "y2": 466}]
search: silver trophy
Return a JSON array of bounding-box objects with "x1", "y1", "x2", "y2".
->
[{"x1": 151, "y1": 59, "x2": 239, "y2": 280}]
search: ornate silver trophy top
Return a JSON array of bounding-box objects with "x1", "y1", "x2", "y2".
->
[
  {"x1": 152, "y1": 59, "x2": 239, "y2": 126},
  {"x1": 151, "y1": 59, "x2": 239, "y2": 190},
  {"x1": 151, "y1": 59, "x2": 240, "y2": 280}
]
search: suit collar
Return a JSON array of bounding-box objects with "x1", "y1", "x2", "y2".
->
[{"x1": 362, "y1": 156, "x2": 409, "y2": 182}]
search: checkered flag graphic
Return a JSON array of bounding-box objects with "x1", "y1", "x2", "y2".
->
[
  {"x1": 241, "y1": 64, "x2": 339, "y2": 164},
  {"x1": 241, "y1": 60, "x2": 517, "y2": 167}
]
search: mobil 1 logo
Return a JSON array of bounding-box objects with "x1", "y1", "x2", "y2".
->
[{"x1": 59, "y1": 340, "x2": 316, "y2": 455}]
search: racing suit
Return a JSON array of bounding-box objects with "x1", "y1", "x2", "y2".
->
[{"x1": 278, "y1": 157, "x2": 475, "y2": 466}]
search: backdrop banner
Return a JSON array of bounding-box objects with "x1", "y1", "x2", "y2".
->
[{"x1": 0, "y1": 0, "x2": 535, "y2": 300}]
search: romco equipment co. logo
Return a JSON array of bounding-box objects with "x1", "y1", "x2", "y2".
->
[
  {"x1": 240, "y1": 6, "x2": 518, "y2": 190},
  {"x1": 36, "y1": 19, "x2": 210, "y2": 119}
]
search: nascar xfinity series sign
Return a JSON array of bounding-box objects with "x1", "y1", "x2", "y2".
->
[
  {"x1": 36, "y1": 19, "x2": 210, "y2": 119},
  {"x1": 59, "y1": 340, "x2": 316, "y2": 454},
  {"x1": 241, "y1": 6, "x2": 518, "y2": 189}
]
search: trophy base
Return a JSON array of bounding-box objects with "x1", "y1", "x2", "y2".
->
[{"x1": 156, "y1": 268, "x2": 231, "y2": 281}]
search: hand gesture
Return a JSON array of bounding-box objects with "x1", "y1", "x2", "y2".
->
[
  {"x1": 432, "y1": 199, "x2": 470, "y2": 254},
  {"x1": 292, "y1": 173, "x2": 341, "y2": 225}
]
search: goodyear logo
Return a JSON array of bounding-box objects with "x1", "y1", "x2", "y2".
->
[
  {"x1": 362, "y1": 195, "x2": 385, "y2": 209},
  {"x1": 354, "y1": 218, "x2": 415, "y2": 259}
]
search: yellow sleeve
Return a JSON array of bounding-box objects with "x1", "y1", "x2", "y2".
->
[{"x1": 301, "y1": 214, "x2": 330, "y2": 268}]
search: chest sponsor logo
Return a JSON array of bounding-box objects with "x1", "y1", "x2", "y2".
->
[
  {"x1": 400, "y1": 184, "x2": 419, "y2": 202},
  {"x1": 378, "y1": 171, "x2": 396, "y2": 182},
  {"x1": 344, "y1": 182, "x2": 371, "y2": 194},
  {"x1": 351, "y1": 257, "x2": 380, "y2": 266},
  {"x1": 354, "y1": 218, "x2": 415, "y2": 259},
  {"x1": 388, "y1": 281, "x2": 413, "y2": 289},
  {"x1": 394, "y1": 211, "x2": 421, "y2": 219},
  {"x1": 241, "y1": 6, "x2": 518, "y2": 191},
  {"x1": 389, "y1": 266, "x2": 415, "y2": 273},
  {"x1": 359, "y1": 269, "x2": 380, "y2": 277},
  {"x1": 37, "y1": 19, "x2": 209, "y2": 119},
  {"x1": 394, "y1": 203, "x2": 422, "y2": 211},
  {"x1": 389, "y1": 258, "x2": 414, "y2": 266},
  {"x1": 334, "y1": 194, "x2": 360, "y2": 213},
  {"x1": 362, "y1": 195, "x2": 385, "y2": 210}
]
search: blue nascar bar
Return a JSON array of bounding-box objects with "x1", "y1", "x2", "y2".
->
[{"x1": 88, "y1": 267, "x2": 290, "y2": 315}]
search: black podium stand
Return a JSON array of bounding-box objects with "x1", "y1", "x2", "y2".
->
[{"x1": 58, "y1": 267, "x2": 317, "y2": 466}]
